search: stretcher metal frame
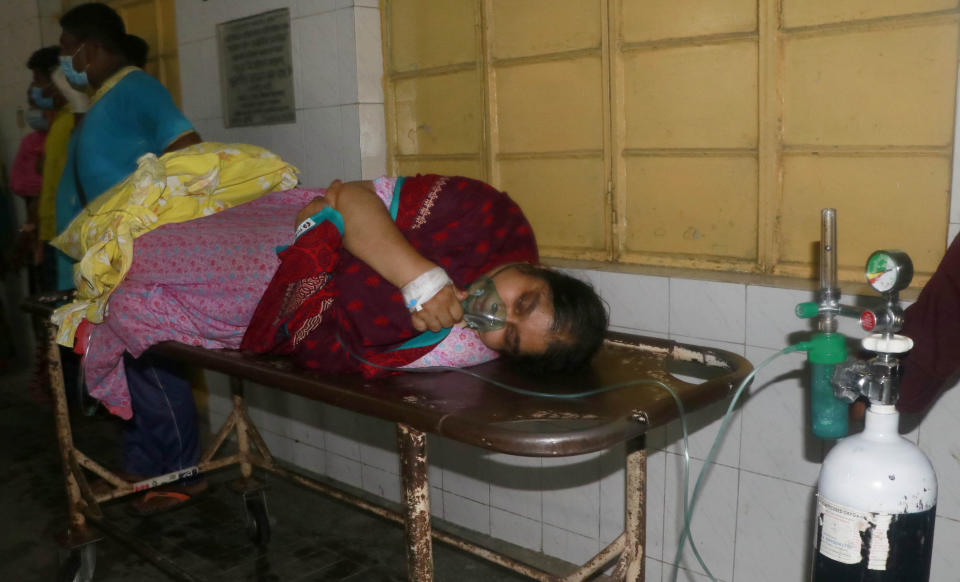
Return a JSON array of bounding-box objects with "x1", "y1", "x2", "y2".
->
[{"x1": 33, "y1": 295, "x2": 752, "y2": 582}]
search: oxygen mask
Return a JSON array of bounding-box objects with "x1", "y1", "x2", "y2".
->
[{"x1": 461, "y1": 276, "x2": 507, "y2": 332}]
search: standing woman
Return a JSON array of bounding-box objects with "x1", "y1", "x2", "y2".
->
[{"x1": 56, "y1": 2, "x2": 205, "y2": 513}]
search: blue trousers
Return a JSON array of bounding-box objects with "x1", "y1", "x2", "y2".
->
[{"x1": 122, "y1": 353, "x2": 200, "y2": 479}]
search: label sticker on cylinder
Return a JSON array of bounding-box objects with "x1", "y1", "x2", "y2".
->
[
  {"x1": 816, "y1": 497, "x2": 869, "y2": 565},
  {"x1": 816, "y1": 496, "x2": 898, "y2": 571},
  {"x1": 867, "y1": 513, "x2": 892, "y2": 570}
]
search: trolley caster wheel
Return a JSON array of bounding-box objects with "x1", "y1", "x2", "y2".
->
[
  {"x1": 244, "y1": 494, "x2": 271, "y2": 546},
  {"x1": 59, "y1": 544, "x2": 96, "y2": 582}
]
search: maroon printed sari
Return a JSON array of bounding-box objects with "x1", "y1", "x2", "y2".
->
[{"x1": 240, "y1": 174, "x2": 539, "y2": 375}]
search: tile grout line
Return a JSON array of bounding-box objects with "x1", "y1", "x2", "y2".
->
[{"x1": 731, "y1": 282, "x2": 748, "y2": 582}]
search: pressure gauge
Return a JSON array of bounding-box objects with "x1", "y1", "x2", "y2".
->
[{"x1": 865, "y1": 250, "x2": 913, "y2": 294}]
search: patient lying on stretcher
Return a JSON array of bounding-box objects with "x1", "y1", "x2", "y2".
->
[{"x1": 82, "y1": 174, "x2": 608, "y2": 419}]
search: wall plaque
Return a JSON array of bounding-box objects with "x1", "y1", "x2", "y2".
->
[{"x1": 218, "y1": 8, "x2": 296, "y2": 127}]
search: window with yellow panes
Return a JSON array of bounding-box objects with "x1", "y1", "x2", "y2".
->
[
  {"x1": 62, "y1": 0, "x2": 182, "y2": 108},
  {"x1": 382, "y1": 0, "x2": 960, "y2": 285}
]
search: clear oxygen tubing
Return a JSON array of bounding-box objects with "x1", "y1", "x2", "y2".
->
[{"x1": 667, "y1": 342, "x2": 806, "y2": 582}]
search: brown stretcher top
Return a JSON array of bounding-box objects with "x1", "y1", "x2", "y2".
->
[
  {"x1": 24, "y1": 294, "x2": 753, "y2": 458},
  {"x1": 154, "y1": 332, "x2": 752, "y2": 457}
]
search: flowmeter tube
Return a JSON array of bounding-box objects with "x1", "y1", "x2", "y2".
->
[
  {"x1": 811, "y1": 209, "x2": 849, "y2": 438},
  {"x1": 820, "y1": 209, "x2": 838, "y2": 301}
]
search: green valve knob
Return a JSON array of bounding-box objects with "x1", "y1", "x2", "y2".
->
[{"x1": 795, "y1": 302, "x2": 820, "y2": 319}]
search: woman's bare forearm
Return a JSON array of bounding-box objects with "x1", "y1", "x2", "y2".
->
[{"x1": 323, "y1": 180, "x2": 435, "y2": 288}]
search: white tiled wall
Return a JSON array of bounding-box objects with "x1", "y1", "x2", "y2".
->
[{"x1": 174, "y1": 0, "x2": 386, "y2": 184}]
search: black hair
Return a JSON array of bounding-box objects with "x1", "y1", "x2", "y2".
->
[
  {"x1": 123, "y1": 34, "x2": 149, "y2": 68},
  {"x1": 506, "y1": 264, "x2": 609, "y2": 373},
  {"x1": 60, "y1": 3, "x2": 126, "y2": 53},
  {"x1": 27, "y1": 46, "x2": 60, "y2": 75}
]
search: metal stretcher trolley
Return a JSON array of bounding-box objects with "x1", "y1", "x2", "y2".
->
[{"x1": 24, "y1": 293, "x2": 752, "y2": 582}]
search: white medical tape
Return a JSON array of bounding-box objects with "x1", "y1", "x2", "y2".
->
[{"x1": 401, "y1": 266, "x2": 452, "y2": 313}]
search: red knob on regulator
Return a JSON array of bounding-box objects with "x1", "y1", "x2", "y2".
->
[{"x1": 860, "y1": 310, "x2": 876, "y2": 331}]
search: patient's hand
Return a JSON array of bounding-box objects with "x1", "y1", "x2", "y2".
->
[
  {"x1": 411, "y1": 285, "x2": 469, "y2": 333},
  {"x1": 295, "y1": 196, "x2": 330, "y2": 226}
]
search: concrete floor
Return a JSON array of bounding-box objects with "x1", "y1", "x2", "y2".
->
[{"x1": 0, "y1": 360, "x2": 554, "y2": 581}]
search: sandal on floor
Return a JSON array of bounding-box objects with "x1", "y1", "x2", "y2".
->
[{"x1": 127, "y1": 483, "x2": 208, "y2": 517}]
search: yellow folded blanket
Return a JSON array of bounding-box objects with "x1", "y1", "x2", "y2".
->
[{"x1": 50, "y1": 141, "x2": 299, "y2": 347}]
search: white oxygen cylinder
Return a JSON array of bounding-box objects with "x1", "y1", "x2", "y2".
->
[{"x1": 811, "y1": 404, "x2": 937, "y2": 581}]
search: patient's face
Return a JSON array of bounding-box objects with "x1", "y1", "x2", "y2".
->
[{"x1": 476, "y1": 265, "x2": 556, "y2": 356}]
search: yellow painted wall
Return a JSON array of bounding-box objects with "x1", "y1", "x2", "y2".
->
[
  {"x1": 384, "y1": 1, "x2": 960, "y2": 284},
  {"x1": 109, "y1": 0, "x2": 181, "y2": 107}
]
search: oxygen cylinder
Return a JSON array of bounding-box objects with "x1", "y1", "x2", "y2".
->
[
  {"x1": 801, "y1": 215, "x2": 937, "y2": 579},
  {"x1": 811, "y1": 404, "x2": 937, "y2": 581}
]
